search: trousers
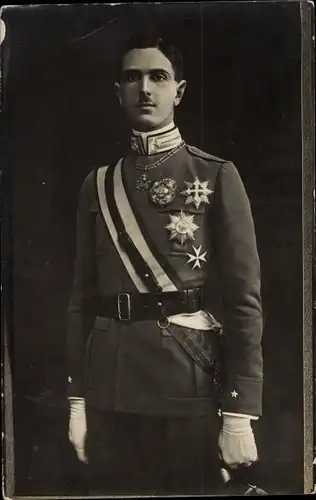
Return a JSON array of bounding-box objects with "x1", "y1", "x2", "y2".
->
[{"x1": 85, "y1": 405, "x2": 223, "y2": 496}]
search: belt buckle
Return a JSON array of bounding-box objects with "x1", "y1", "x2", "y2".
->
[{"x1": 117, "y1": 293, "x2": 131, "y2": 321}]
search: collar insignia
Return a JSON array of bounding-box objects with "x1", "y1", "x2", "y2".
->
[
  {"x1": 165, "y1": 210, "x2": 199, "y2": 245},
  {"x1": 131, "y1": 122, "x2": 183, "y2": 156},
  {"x1": 181, "y1": 177, "x2": 214, "y2": 209}
]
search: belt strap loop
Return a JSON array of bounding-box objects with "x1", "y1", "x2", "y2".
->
[{"x1": 187, "y1": 288, "x2": 202, "y2": 312}]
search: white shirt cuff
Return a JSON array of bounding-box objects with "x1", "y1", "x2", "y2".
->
[{"x1": 221, "y1": 411, "x2": 259, "y2": 420}]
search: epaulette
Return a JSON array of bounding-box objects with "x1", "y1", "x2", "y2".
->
[{"x1": 186, "y1": 145, "x2": 227, "y2": 163}]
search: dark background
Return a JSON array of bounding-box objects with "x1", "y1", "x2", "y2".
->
[{"x1": 1, "y1": 1, "x2": 306, "y2": 495}]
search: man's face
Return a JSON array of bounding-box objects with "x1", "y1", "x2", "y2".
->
[{"x1": 115, "y1": 47, "x2": 186, "y2": 131}]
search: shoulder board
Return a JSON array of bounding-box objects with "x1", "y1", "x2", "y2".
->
[{"x1": 186, "y1": 145, "x2": 227, "y2": 163}]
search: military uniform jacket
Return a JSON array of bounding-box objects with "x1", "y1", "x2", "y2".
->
[{"x1": 66, "y1": 144, "x2": 263, "y2": 418}]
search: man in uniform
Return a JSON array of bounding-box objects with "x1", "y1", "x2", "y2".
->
[{"x1": 66, "y1": 30, "x2": 263, "y2": 495}]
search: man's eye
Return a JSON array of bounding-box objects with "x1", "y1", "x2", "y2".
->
[
  {"x1": 123, "y1": 73, "x2": 139, "y2": 82},
  {"x1": 152, "y1": 73, "x2": 167, "y2": 82}
]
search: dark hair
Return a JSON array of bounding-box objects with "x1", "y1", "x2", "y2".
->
[{"x1": 116, "y1": 29, "x2": 184, "y2": 82}]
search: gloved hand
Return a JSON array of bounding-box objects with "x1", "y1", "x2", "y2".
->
[
  {"x1": 218, "y1": 415, "x2": 258, "y2": 468},
  {"x1": 68, "y1": 397, "x2": 88, "y2": 464}
]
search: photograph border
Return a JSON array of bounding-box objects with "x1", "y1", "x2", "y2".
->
[
  {"x1": 301, "y1": 0, "x2": 315, "y2": 494},
  {"x1": 1, "y1": 1, "x2": 315, "y2": 497}
]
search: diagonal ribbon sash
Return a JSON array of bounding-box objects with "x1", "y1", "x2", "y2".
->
[
  {"x1": 96, "y1": 160, "x2": 178, "y2": 293},
  {"x1": 96, "y1": 165, "x2": 149, "y2": 293}
]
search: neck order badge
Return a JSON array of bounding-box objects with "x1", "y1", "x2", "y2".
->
[
  {"x1": 132, "y1": 121, "x2": 185, "y2": 192},
  {"x1": 135, "y1": 141, "x2": 184, "y2": 192}
]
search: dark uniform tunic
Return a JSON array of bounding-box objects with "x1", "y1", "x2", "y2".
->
[{"x1": 66, "y1": 143, "x2": 263, "y2": 494}]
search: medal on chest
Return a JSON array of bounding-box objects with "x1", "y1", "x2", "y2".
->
[
  {"x1": 148, "y1": 178, "x2": 177, "y2": 206},
  {"x1": 165, "y1": 210, "x2": 199, "y2": 245},
  {"x1": 186, "y1": 245, "x2": 207, "y2": 269},
  {"x1": 181, "y1": 177, "x2": 214, "y2": 209}
]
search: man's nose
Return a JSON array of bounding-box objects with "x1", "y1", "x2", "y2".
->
[{"x1": 139, "y1": 75, "x2": 151, "y2": 95}]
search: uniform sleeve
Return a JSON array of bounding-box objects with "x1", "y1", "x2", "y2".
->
[
  {"x1": 66, "y1": 171, "x2": 97, "y2": 397},
  {"x1": 211, "y1": 162, "x2": 263, "y2": 416}
]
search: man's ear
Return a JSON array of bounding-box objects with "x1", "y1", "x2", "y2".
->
[
  {"x1": 114, "y1": 82, "x2": 123, "y2": 105},
  {"x1": 174, "y1": 80, "x2": 187, "y2": 107}
]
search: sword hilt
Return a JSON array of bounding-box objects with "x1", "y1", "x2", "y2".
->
[{"x1": 220, "y1": 461, "x2": 269, "y2": 496}]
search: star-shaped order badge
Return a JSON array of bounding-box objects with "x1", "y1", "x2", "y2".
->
[
  {"x1": 165, "y1": 210, "x2": 199, "y2": 245},
  {"x1": 186, "y1": 245, "x2": 207, "y2": 269},
  {"x1": 181, "y1": 177, "x2": 214, "y2": 210}
]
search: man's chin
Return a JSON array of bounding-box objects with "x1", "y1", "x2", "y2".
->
[{"x1": 130, "y1": 115, "x2": 163, "y2": 132}]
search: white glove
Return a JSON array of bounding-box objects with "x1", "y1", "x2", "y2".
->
[
  {"x1": 68, "y1": 397, "x2": 88, "y2": 464},
  {"x1": 218, "y1": 415, "x2": 258, "y2": 468}
]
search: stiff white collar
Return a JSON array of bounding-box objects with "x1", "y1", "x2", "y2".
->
[{"x1": 131, "y1": 121, "x2": 183, "y2": 155}]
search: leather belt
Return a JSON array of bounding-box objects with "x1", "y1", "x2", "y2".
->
[{"x1": 94, "y1": 288, "x2": 204, "y2": 321}]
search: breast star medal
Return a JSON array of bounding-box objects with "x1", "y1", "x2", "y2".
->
[
  {"x1": 165, "y1": 210, "x2": 199, "y2": 245},
  {"x1": 186, "y1": 245, "x2": 207, "y2": 269},
  {"x1": 148, "y1": 178, "x2": 177, "y2": 206},
  {"x1": 181, "y1": 177, "x2": 214, "y2": 209}
]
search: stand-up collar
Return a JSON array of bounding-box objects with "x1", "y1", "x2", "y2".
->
[{"x1": 130, "y1": 121, "x2": 183, "y2": 155}]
